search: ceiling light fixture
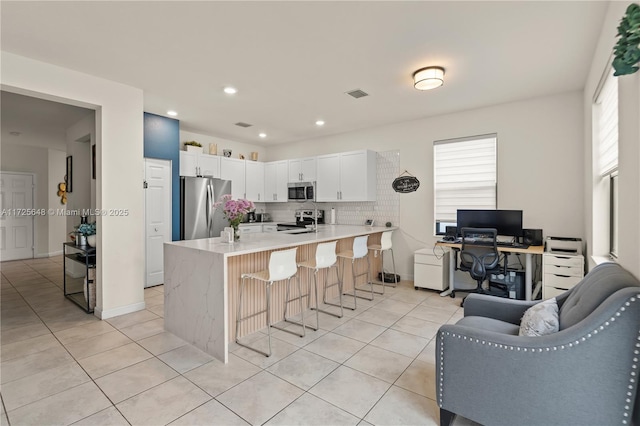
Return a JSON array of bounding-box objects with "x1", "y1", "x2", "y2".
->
[
  {"x1": 224, "y1": 87, "x2": 237, "y2": 95},
  {"x1": 259, "y1": 133, "x2": 267, "y2": 138},
  {"x1": 315, "y1": 120, "x2": 325, "y2": 126},
  {"x1": 413, "y1": 66, "x2": 445, "y2": 90},
  {"x1": 167, "y1": 110, "x2": 178, "y2": 116}
]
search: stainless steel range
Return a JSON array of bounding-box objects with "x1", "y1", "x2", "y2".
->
[{"x1": 277, "y1": 209, "x2": 325, "y2": 231}]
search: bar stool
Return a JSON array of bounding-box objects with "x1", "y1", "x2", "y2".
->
[
  {"x1": 298, "y1": 240, "x2": 349, "y2": 329},
  {"x1": 235, "y1": 248, "x2": 305, "y2": 357},
  {"x1": 368, "y1": 230, "x2": 398, "y2": 294},
  {"x1": 337, "y1": 235, "x2": 372, "y2": 309}
]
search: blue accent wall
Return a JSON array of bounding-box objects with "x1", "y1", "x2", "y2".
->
[{"x1": 143, "y1": 112, "x2": 180, "y2": 241}]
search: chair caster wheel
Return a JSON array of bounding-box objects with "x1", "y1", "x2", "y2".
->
[{"x1": 450, "y1": 292, "x2": 455, "y2": 298}]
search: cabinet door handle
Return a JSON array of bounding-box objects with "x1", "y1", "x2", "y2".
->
[{"x1": 154, "y1": 227, "x2": 158, "y2": 232}]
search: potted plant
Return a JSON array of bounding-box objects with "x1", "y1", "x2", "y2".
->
[
  {"x1": 73, "y1": 222, "x2": 96, "y2": 246},
  {"x1": 613, "y1": 3, "x2": 640, "y2": 76},
  {"x1": 184, "y1": 141, "x2": 203, "y2": 153}
]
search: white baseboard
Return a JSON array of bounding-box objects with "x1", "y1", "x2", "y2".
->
[
  {"x1": 96, "y1": 301, "x2": 146, "y2": 320},
  {"x1": 35, "y1": 250, "x2": 63, "y2": 258}
]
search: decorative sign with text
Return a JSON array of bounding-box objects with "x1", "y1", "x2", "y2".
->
[{"x1": 392, "y1": 173, "x2": 420, "y2": 193}]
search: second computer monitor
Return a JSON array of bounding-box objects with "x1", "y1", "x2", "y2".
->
[{"x1": 456, "y1": 209, "x2": 523, "y2": 238}]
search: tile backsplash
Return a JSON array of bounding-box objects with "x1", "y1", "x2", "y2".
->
[{"x1": 262, "y1": 150, "x2": 400, "y2": 226}]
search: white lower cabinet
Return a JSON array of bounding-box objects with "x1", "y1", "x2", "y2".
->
[
  {"x1": 542, "y1": 253, "x2": 584, "y2": 299},
  {"x1": 414, "y1": 248, "x2": 449, "y2": 291},
  {"x1": 238, "y1": 224, "x2": 262, "y2": 235},
  {"x1": 262, "y1": 224, "x2": 278, "y2": 233}
]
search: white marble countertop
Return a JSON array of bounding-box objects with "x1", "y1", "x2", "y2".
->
[{"x1": 165, "y1": 224, "x2": 394, "y2": 257}]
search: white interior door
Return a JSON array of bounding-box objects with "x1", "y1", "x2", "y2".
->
[
  {"x1": 144, "y1": 158, "x2": 171, "y2": 287},
  {"x1": 0, "y1": 173, "x2": 35, "y2": 261}
]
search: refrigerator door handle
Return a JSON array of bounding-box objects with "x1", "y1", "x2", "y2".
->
[{"x1": 207, "y1": 183, "x2": 215, "y2": 236}]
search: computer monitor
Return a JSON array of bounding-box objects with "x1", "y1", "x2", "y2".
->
[{"x1": 456, "y1": 209, "x2": 523, "y2": 238}]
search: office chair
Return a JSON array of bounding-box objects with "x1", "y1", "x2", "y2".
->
[{"x1": 455, "y1": 227, "x2": 502, "y2": 306}]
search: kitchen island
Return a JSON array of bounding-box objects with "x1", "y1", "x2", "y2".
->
[{"x1": 164, "y1": 224, "x2": 391, "y2": 363}]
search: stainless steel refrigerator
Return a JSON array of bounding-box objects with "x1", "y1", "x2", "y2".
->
[{"x1": 180, "y1": 177, "x2": 232, "y2": 240}]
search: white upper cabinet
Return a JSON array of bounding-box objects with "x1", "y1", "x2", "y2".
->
[
  {"x1": 316, "y1": 154, "x2": 341, "y2": 201},
  {"x1": 265, "y1": 160, "x2": 289, "y2": 202},
  {"x1": 245, "y1": 160, "x2": 265, "y2": 202},
  {"x1": 198, "y1": 154, "x2": 220, "y2": 177},
  {"x1": 316, "y1": 150, "x2": 376, "y2": 202},
  {"x1": 288, "y1": 157, "x2": 317, "y2": 182},
  {"x1": 220, "y1": 157, "x2": 246, "y2": 200},
  {"x1": 179, "y1": 151, "x2": 220, "y2": 178}
]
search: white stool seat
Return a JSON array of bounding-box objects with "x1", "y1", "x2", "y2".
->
[
  {"x1": 337, "y1": 235, "x2": 372, "y2": 308},
  {"x1": 368, "y1": 230, "x2": 398, "y2": 293},
  {"x1": 298, "y1": 240, "x2": 346, "y2": 325},
  {"x1": 236, "y1": 248, "x2": 305, "y2": 357}
]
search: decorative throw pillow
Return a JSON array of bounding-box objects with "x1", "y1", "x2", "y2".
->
[{"x1": 519, "y1": 297, "x2": 560, "y2": 336}]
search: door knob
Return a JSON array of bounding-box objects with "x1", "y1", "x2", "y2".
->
[{"x1": 154, "y1": 227, "x2": 158, "y2": 232}]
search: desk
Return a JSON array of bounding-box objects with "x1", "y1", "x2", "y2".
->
[{"x1": 434, "y1": 241, "x2": 544, "y2": 301}]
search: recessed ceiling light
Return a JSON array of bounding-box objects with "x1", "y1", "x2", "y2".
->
[
  {"x1": 259, "y1": 133, "x2": 267, "y2": 138},
  {"x1": 167, "y1": 110, "x2": 178, "y2": 116},
  {"x1": 224, "y1": 87, "x2": 237, "y2": 95},
  {"x1": 315, "y1": 120, "x2": 325, "y2": 126}
]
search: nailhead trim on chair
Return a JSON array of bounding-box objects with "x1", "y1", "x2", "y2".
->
[{"x1": 438, "y1": 295, "x2": 640, "y2": 425}]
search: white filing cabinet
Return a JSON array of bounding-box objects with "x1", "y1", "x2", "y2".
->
[
  {"x1": 542, "y1": 253, "x2": 584, "y2": 299},
  {"x1": 414, "y1": 248, "x2": 449, "y2": 291}
]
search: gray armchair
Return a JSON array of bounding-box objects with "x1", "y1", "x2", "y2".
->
[{"x1": 436, "y1": 262, "x2": 640, "y2": 426}]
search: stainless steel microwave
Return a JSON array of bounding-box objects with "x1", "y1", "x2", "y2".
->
[{"x1": 287, "y1": 182, "x2": 315, "y2": 202}]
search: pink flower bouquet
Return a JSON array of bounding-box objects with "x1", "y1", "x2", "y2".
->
[{"x1": 214, "y1": 194, "x2": 255, "y2": 228}]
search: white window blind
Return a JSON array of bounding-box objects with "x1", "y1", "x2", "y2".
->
[
  {"x1": 597, "y1": 71, "x2": 618, "y2": 176},
  {"x1": 434, "y1": 135, "x2": 497, "y2": 223}
]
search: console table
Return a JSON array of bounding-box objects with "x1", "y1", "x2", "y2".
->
[{"x1": 63, "y1": 242, "x2": 96, "y2": 313}]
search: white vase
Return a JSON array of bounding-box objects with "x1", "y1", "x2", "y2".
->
[
  {"x1": 87, "y1": 234, "x2": 96, "y2": 247},
  {"x1": 185, "y1": 145, "x2": 202, "y2": 153}
]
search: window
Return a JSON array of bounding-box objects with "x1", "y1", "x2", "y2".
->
[
  {"x1": 434, "y1": 134, "x2": 497, "y2": 233},
  {"x1": 594, "y1": 69, "x2": 618, "y2": 257}
]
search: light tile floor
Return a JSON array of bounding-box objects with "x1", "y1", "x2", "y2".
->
[{"x1": 1, "y1": 256, "x2": 478, "y2": 425}]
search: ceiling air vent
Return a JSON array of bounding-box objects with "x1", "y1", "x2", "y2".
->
[
  {"x1": 235, "y1": 122, "x2": 253, "y2": 128},
  {"x1": 345, "y1": 89, "x2": 369, "y2": 99}
]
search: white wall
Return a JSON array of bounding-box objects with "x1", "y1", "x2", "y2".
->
[
  {"x1": 583, "y1": 1, "x2": 640, "y2": 278},
  {"x1": 47, "y1": 149, "x2": 67, "y2": 255},
  {"x1": 2, "y1": 52, "x2": 145, "y2": 319},
  {"x1": 66, "y1": 114, "x2": 95, "y2": 235},
  {"x1": 180, "y1": 130, "x2": 265, "y2": 161},
  {"x1": 267, "y1": 91, "x2": 585, "y2": 279}
]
